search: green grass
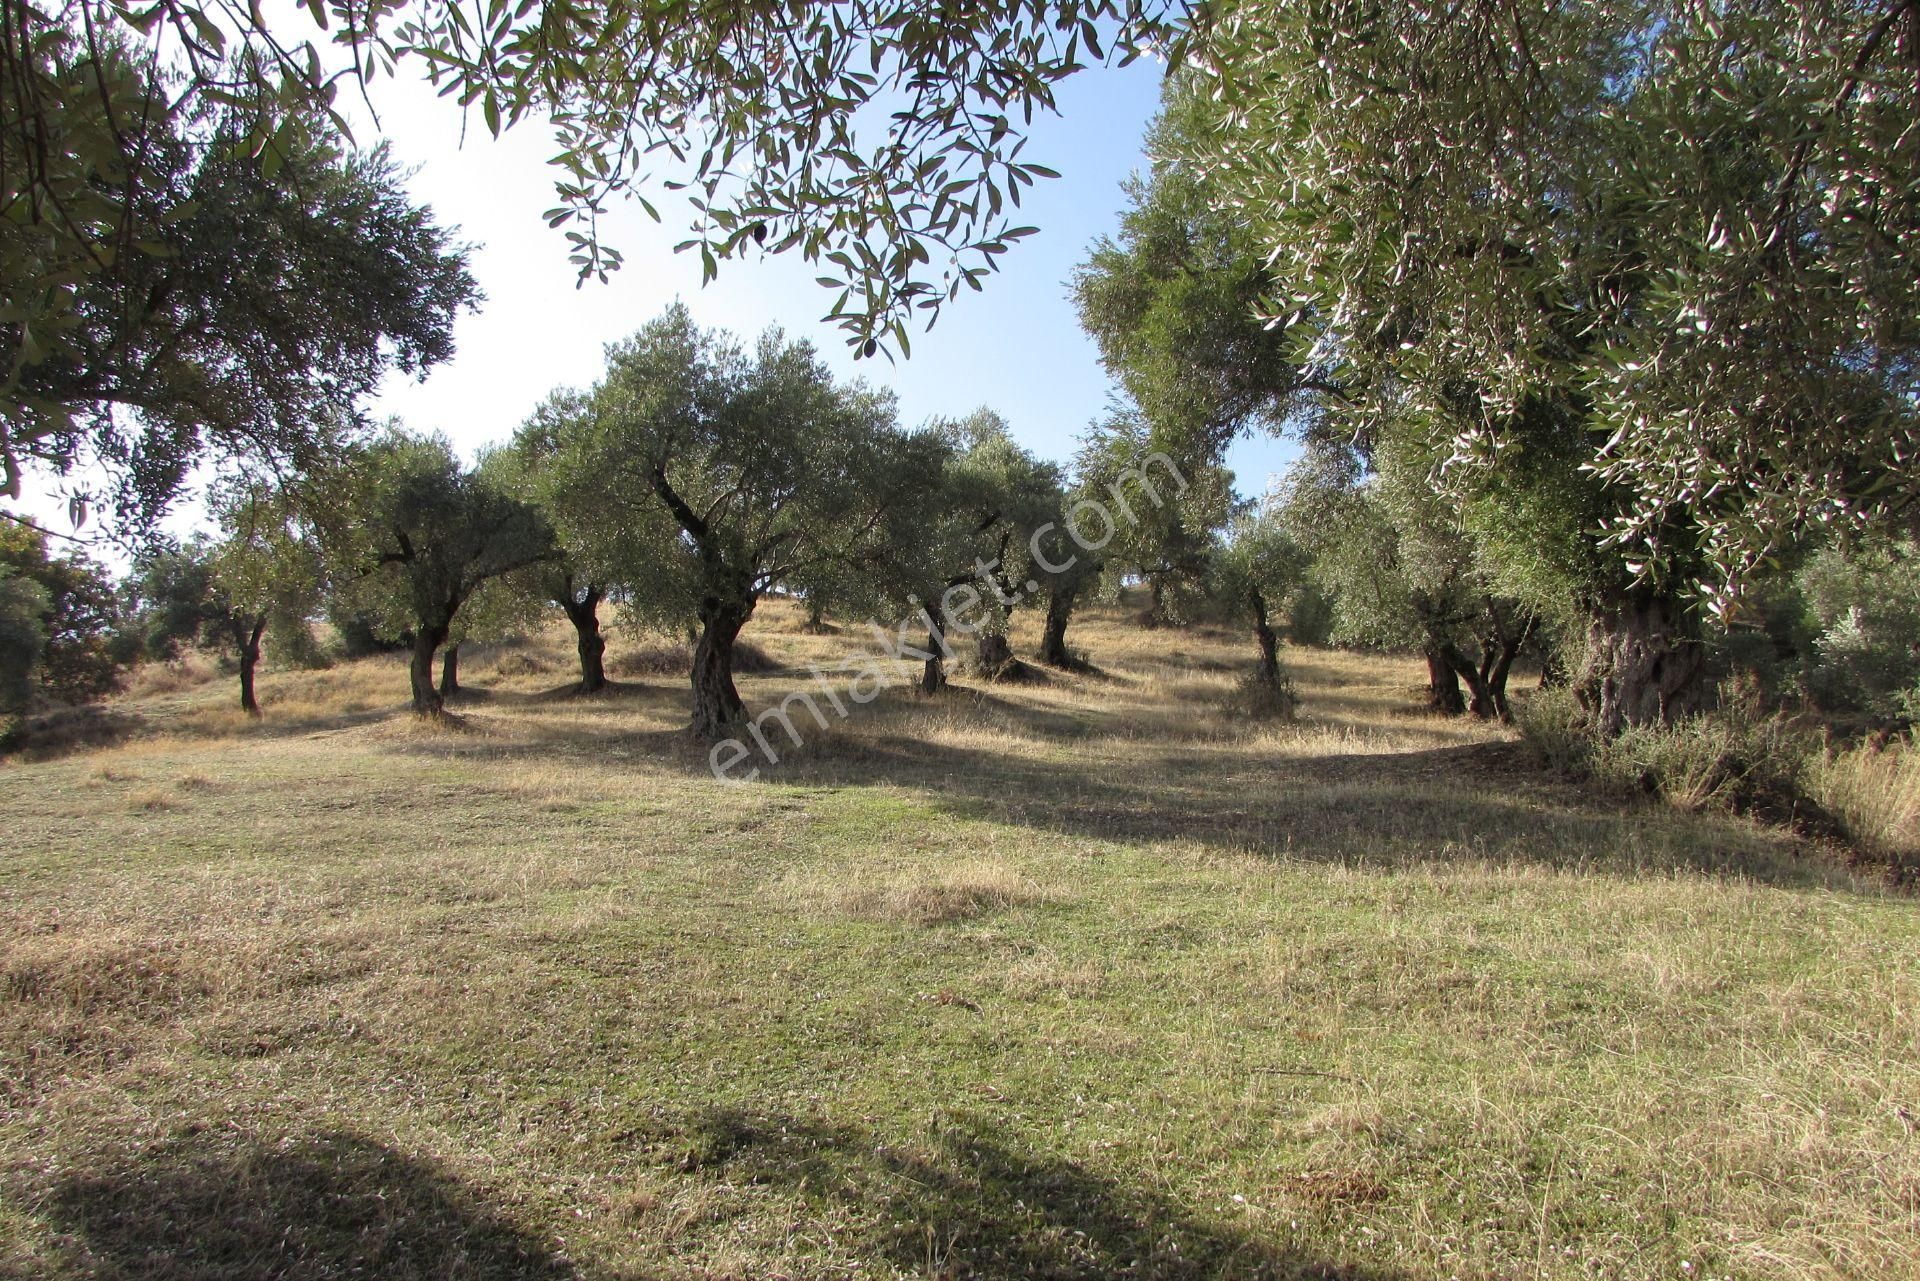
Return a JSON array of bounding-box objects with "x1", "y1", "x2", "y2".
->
[{"x1": 2, "y1": 601, "x2": 1916, "y2": 1279}]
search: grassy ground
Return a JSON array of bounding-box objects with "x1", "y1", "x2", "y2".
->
[{"x1": 2, "y1": 600, "x2": 1915, "y2": 1280}]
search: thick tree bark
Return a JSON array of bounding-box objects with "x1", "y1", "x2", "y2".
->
[
  {"x1": 439, "y1": 644, "x2": 461, "y2": 699},
  {"x1": 237, "y1": 618, "x2": 265, "y2": 717},
  {"x1": 690, "y1": 598, "x2": 751, "y2": 737},
  {"x1": 562, "y1": 588, "x2": 607, "y2": 693},
  {"x1": 1442, "y1": 643, "x2": 1497, "y2": 719},
  {"x1": 1578, "y1": 593, "x2": 1706, "y2": 737},
  {"x1": 410, "y1": 621, "x2": 450, "y2": 715},
  {"x1": 1038, "y1": 583, "x2": 1077, "y2": 669},
  {"x1": 1482, "y1": 631, "x2": 1530, "y2": 722},
  {"x1": 920, "y1": 607, "x2": 950, "y2": 695},
  {"x1": 1252, "y1": 590, "x2": 1281, "y2": 688},
  {"x1": 976, "y1": 631, "x2": 1014, "y2": 675},
  {"x1": 1425, "y1": 644, "x2": 1466, "y2": 715}
]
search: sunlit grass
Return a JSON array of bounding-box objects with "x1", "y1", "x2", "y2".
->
[{"x1": 1, "y1": 596, "x2": 1913, "y2": 1280}]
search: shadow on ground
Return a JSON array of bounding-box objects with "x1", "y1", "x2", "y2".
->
[
  {"x1": 660, "y1": 1107, "x2": 1411, "y2": 1280},
  {"x1": 23, "y1": 1132, "x2": 573, "y2": 1281}
]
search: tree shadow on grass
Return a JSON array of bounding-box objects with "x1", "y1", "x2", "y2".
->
[
  {"x1": 662, "y1": 1107, "x2": 1407, "y2": 1280},
  {"x1": 769, "y1": 727, "x2": 1868, "y2": 892},
  {"x1": 27, "y1": 1131, "x2": 573, "y2": 1281}
]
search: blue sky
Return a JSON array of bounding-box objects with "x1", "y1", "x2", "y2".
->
[{"x1": 365, "y1": 56, "x2": 1296, "y2": 498}]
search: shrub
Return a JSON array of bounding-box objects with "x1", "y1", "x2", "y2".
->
[
  {"x1": 266, "y1": 617, "x2": 332, "y2": 670},
  {"x1": 1514, "y1": 686, "x2": 1592, "y2": 775},
  {"x1": 608, "y1": 637, "x2": 777, "y2": 679},
  {"x1": 1520, "y1": 683, "x2": 1825, "y2": 830},
  {"x1": 1797, "y1": 533, "x2": 1920, "y2": 723},
  {"x1": 1224, "y1": 670, "x2": 1299, "y2": 722},
  {"x1": 1805, "y1": 736, "x2": 1920, "y2": 870}
]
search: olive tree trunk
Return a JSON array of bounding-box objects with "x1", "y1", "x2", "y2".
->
[
  {"x1": 237, "y1": 618, "x2": 266, "y2": 717},
  {"x1": 1424, "y1": 644, "x2": 1466, "y2": 714},
  {"x1": 1252, "y1": 591, "x2": 1281, "y2": 688},
  {"x1": 1038, "y1": 584, "x2": 1077, "y2": 669},
  {"x1": 438, "y1": 644, "x2": 461, "y2": 699},
  {"x1": 690, "y1": 599, "x2": 751, "y2": 737},
  {"x1": 1578, "y1": 593, "x2": 1705, "y2": 737},
  {"x1": 920, "y1": 607, "x2": 950, "y2": 695},
  {"x1": 976, "y1": 631, "x2": 1014, "y2": 675},
  {"x1": 562, "y1": 589, "x2": 607, "y2": 693},
  {"x1": 409, "y1": 622, "x2": 450, "y2": 716}
]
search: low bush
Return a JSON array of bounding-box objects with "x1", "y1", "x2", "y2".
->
[
  {"x1": 609, "y1": 637, "x2": 778, "y2": 679},
  {"x1": 1805, "y1": 735, "x2": 1920, "y2": 871},
  {"x1": 1519, "y1": 685, "x2": 1835, "y2": 836},
  {"x1": 1224, "y1": 670, "x2": 1299, "y2": 722},
  {"x1": 1513, "y1": 686, "x2": 1591, "y2": 775}
]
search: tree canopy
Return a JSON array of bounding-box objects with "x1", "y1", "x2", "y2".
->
[
  {"x1": 1182, "y1": 0, "x2": 1920, "y2": 605},
  {"x1": 2, "y1": 23, "x2": 480, "y2": 523},
  {"x1": 10, "y1": 0, "x2": 1177, "y2": 370},
  {"x1": 542, "y1": 305, "x2": 930, "y2": 735}
]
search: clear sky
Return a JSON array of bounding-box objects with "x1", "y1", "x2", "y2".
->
[{"x1": 362, "y1": 56, "x2": 1295, "y2": 497}]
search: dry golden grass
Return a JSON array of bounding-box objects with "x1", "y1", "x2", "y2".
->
[
  {"x1": 1809, "y1": 736, "x2": 1920, "y2": 864},
  {"x1": 1, "y1": 594, "x2": 1914, "y2": 1281}
]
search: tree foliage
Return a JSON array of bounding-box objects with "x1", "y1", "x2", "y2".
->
[
  {"x1": 545, "y1": 305, "x2": 928, "y2": 734},
  {"x1": 1798, "y1": 530, "x2": 1920, "y2": 723},
  {"x1": 330, "y1": 432, "x2": 553, "y2": 714},
  {"x1": 11, "y1": 1, "x2": 1176, "y2": 369},
  {"x1": 1074, "y1": 407, "x2": 1231, "y2": 627},
  {"x1": 0, "y1": 521, "x2": 123, "y2": 703},
  {"x1": 1185, "y1": 0, "x2": 1920, "y2": 605},
  {"x1": 1211, "y1": 505, "x2": 1307, "y2": 704},
  {"x1": 0, "y1": 565, "x2": 47, "y2": 720},
  {"x1": 1073, "y1": 81, "x2": 1316, "y2": 458},
  {"x1": 1, "y1": 21, "x2": 478, "y2": 521}
]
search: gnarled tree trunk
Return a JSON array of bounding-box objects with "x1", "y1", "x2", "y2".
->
[
  {"x1": 439, "y1": 644, "x2": 461, "y2": 699},
  {"x1": 920, "y1": 608, "x2": 950, "y2": 695},
  {"x1": 1443, "y1": 645, "x2": 1496, "y2": 719},
  {"x1": 562, "y1": 588, "x2": 607, "y2": 693},
  {"x1": 1038, "y1": 583, "x2": 1077, "y2": 669},
  {"x1": 410, "y1": 621, "x2": 450, "y2": 715},
  {"x1": 1425, "y1": 644, "x2": 1466, "y2": 714},
  {"x1": 976, "y1": 631, "x2": 1014, "y2": 675},
  {"x1": 237, "y1": 618, "x2": 266, "y2": 717},
  {"x1": 690, "y1": 598, "x2": 751, "y2": 737},
  {"x1": 1578, "y1": 593, "x2": 1705, "y2": 737},
  {"x1": 1252, "y1": 590, "x2": 1281, "y2": 688}
]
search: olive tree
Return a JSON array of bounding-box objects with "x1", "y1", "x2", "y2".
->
[
  {"x1": 551, "y1": 306, "x2": 926, "y2": 736},
  {"x1": 1074, "y1": 408, "x2": 1232, "y2": 628},
  {"x1": 1278, "y1": 444, "x2": 1539, "y2": 721},
  {"x1": 332, "y1": 433, "x2": 554, "y2": 715},
  {"x1": 1183, "y1": 0, "x2": 1920, "y2": 732},
  {"x1": 1212, "y1": 507, "x2": 1308, "y2": 710},
  {"x1": 891, "y1": 409, "x2": 1064, "y2": 690},
  {"x1": 1, "y1": 28, "x2": 478, "y2": 524},
  {"x1": 496, "y1": 413, "x2": 634, "y2": 695},
  {"x1": 128, "y1": 479, "x2": 324, "y2": 715}
]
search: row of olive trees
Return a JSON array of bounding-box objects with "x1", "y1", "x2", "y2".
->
[
  {"x1": 126, "y1": 307, "x2": 1138, "y2": 733},
  {"x1": 1072, "y1": 0, "x2": 1920, "y2": 738}
]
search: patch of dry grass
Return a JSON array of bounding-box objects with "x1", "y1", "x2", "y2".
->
[
  {"x1": 786, "y1": 855, "x2": 1051, "y2": 925},
  {"x1": 1809, "y1": 734, "x2": 1920, "y2": 865}
]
